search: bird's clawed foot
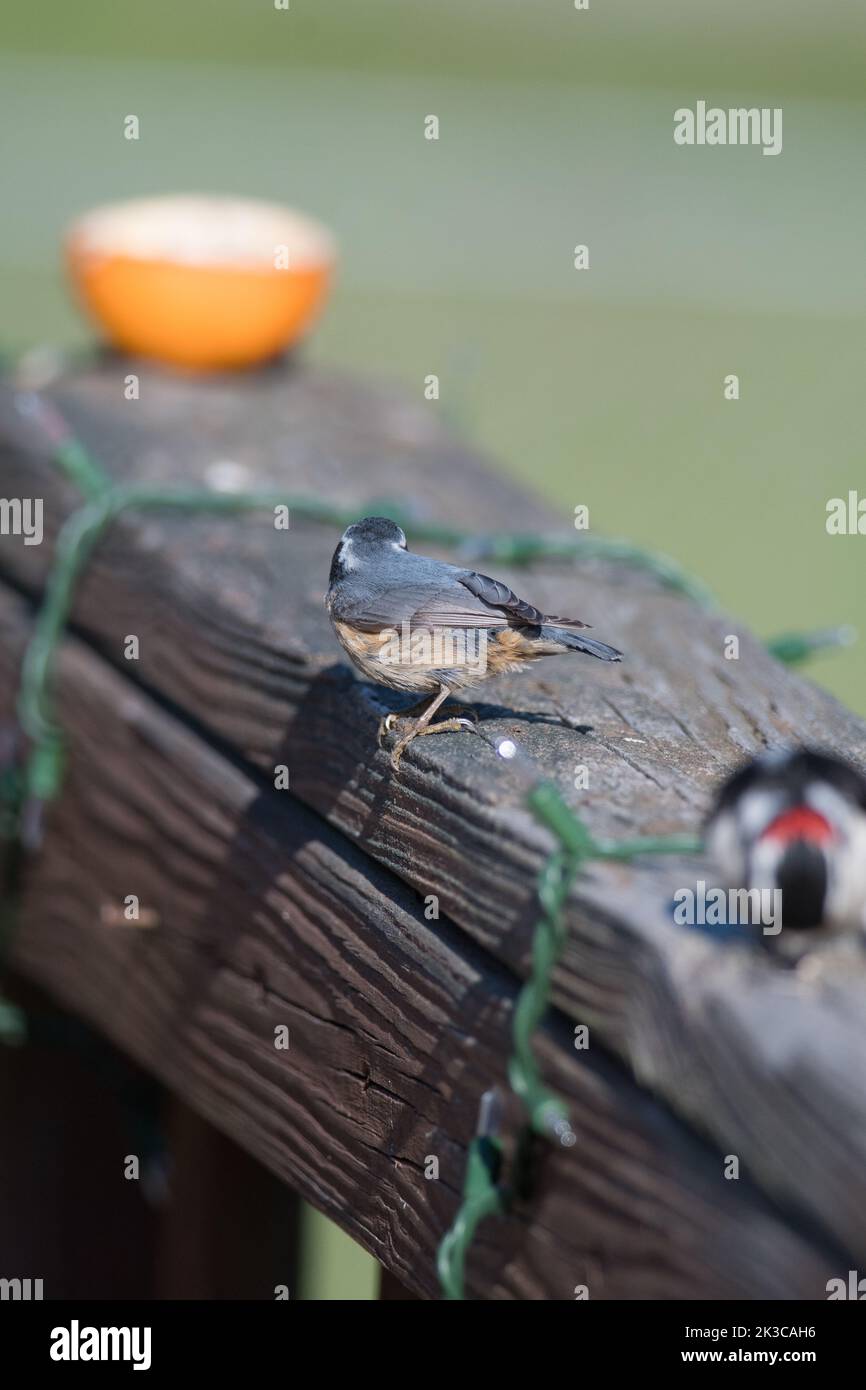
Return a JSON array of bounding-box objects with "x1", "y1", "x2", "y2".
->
[
  {"x1": 378, "y1": 696, "x2": 434, "y2": 743},
  {"x1": 388, "y1": 716, "x2": 477, "y2": 770},
  {"x1": 378, "y1": 710, "x2": 401, "y2": 742},
  {"x1": 378, "y1": 702, "x2": 477, "y2": 747},
  {"x1": 441, "y1": 702, "x2": 479, "y2": 724}
]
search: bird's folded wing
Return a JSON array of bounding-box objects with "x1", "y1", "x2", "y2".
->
[
  {"x1": 333, "y1": 572, "x2": 590, "y2": 631},
  {"x1": 455, "y1": 571, "x2": 591, "y2": 630}
]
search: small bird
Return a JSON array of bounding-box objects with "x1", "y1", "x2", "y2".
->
[
  {"x1": 706, "y1": 747, "x2": 866, "y2": 955},
  {"x1": 326, "y1": 516, "x2": 622, "y2": 767}
]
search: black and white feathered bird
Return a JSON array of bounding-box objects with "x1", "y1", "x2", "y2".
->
[
  {"x1": 706, "y1": 748, "x2": 866, "y2": 953},
  {"x1": 326, "y1": 516, "x2": 622, "y2": 767}
]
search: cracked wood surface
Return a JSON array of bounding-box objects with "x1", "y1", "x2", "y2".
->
[
  {"x1": 1, "y1": 359, "x2": 866, "y2": 1287},
  {"x1": 0, "y1": 587, "x2": 846, "y2": 1299}
]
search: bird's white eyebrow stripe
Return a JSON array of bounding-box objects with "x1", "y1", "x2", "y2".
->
[{"x1": 338, "y1": 538, "x2": 359, "y2": 570}]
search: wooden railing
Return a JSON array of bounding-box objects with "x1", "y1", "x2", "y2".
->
[{"x1": 1, "y1": 358, "x2": 865, "y2": 1299}]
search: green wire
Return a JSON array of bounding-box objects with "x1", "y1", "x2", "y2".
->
[
  {"x1": 765, "y1": 626, "x2": 857, "y2": 667},
  {"x1": 54, "y1": 438, "x2": 111, "y2": 501},
  {"x1": 437, "y1": 1136, "x2": 506, "y2": 1301},
  {"x1": 15, "y1": 483, "x2": 294, "y2": 813},
  {"x1": 435, "y1": 765, "x2": 705, "y2": 1299},
  {"x1": 0, "y1": 388, "x2": 858, "y2": 1294},
  {"x1": 4, "y1": 387, "x2": 852, "y2": 803}
]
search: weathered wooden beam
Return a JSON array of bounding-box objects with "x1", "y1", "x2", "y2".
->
[
  {"x1": 1, "y1": 360, "x2": 865, "y2": 1277},
  {"x1": 0, "y1": 587, "x2": 847, "y2": 1298}
]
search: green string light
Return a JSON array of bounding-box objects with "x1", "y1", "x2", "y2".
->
[
  {"x1": 5, "y1": 416, "x2": 848, "y2": 822},
  {"x1": 15, "y1": 484, "x2": 295, "y2": 822},
  {"x1": 436, "y1": 740, "x2": 702, "y2": 1300},
  {"x1": 765, "y1": 626, "x2": 857, "y2": 666},
  {"x1": 0, "y1": 386, "x2": 857, "y2": 1294},
  {"x1": 4, "y1": 386, "x2": 852, "y2": 811}
]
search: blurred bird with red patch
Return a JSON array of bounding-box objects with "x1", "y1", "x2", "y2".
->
[{"x1": 706, "y1": 748, "x2": 866, "y2": 957}]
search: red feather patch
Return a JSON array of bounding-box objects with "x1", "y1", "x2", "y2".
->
[{"x1": 761, "y1": 805, "x2": 835, "y2": 845}]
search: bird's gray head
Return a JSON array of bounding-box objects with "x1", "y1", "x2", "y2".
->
[
  {"x1": 329, "y1": 516, "x2": 407, "y2": 584},
  {"x1": 342, "y1": 516, "x2": 407, "y2": 549}
]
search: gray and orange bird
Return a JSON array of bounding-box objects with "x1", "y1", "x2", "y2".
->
[{"x1": 326, "y1": 516, "x2": 622, "y2": 767}]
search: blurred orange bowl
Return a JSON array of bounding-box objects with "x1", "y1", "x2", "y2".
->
[{"x1": 66, "y1": 194, "x2": 337, "y2": 370}]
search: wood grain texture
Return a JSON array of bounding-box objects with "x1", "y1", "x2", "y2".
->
[
  {"x1": 1, "y1": 360, "x2": 866, "y2": 1273},
  {"x1": 0, "y1": 589, "x2": 847, "y2": 1300}
]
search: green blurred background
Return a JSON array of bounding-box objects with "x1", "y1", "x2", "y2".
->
[{"x1": 1, "y1": 0, "x2": 864, "y2": 1296}]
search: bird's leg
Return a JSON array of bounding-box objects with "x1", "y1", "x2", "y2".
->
[{"x1": 387, "y1": 685, "x2": 476, "y2": 769}]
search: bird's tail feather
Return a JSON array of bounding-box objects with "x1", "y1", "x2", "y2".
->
[{"x1": 542, "y1": 626, "x2": 622, "y2": 661}]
